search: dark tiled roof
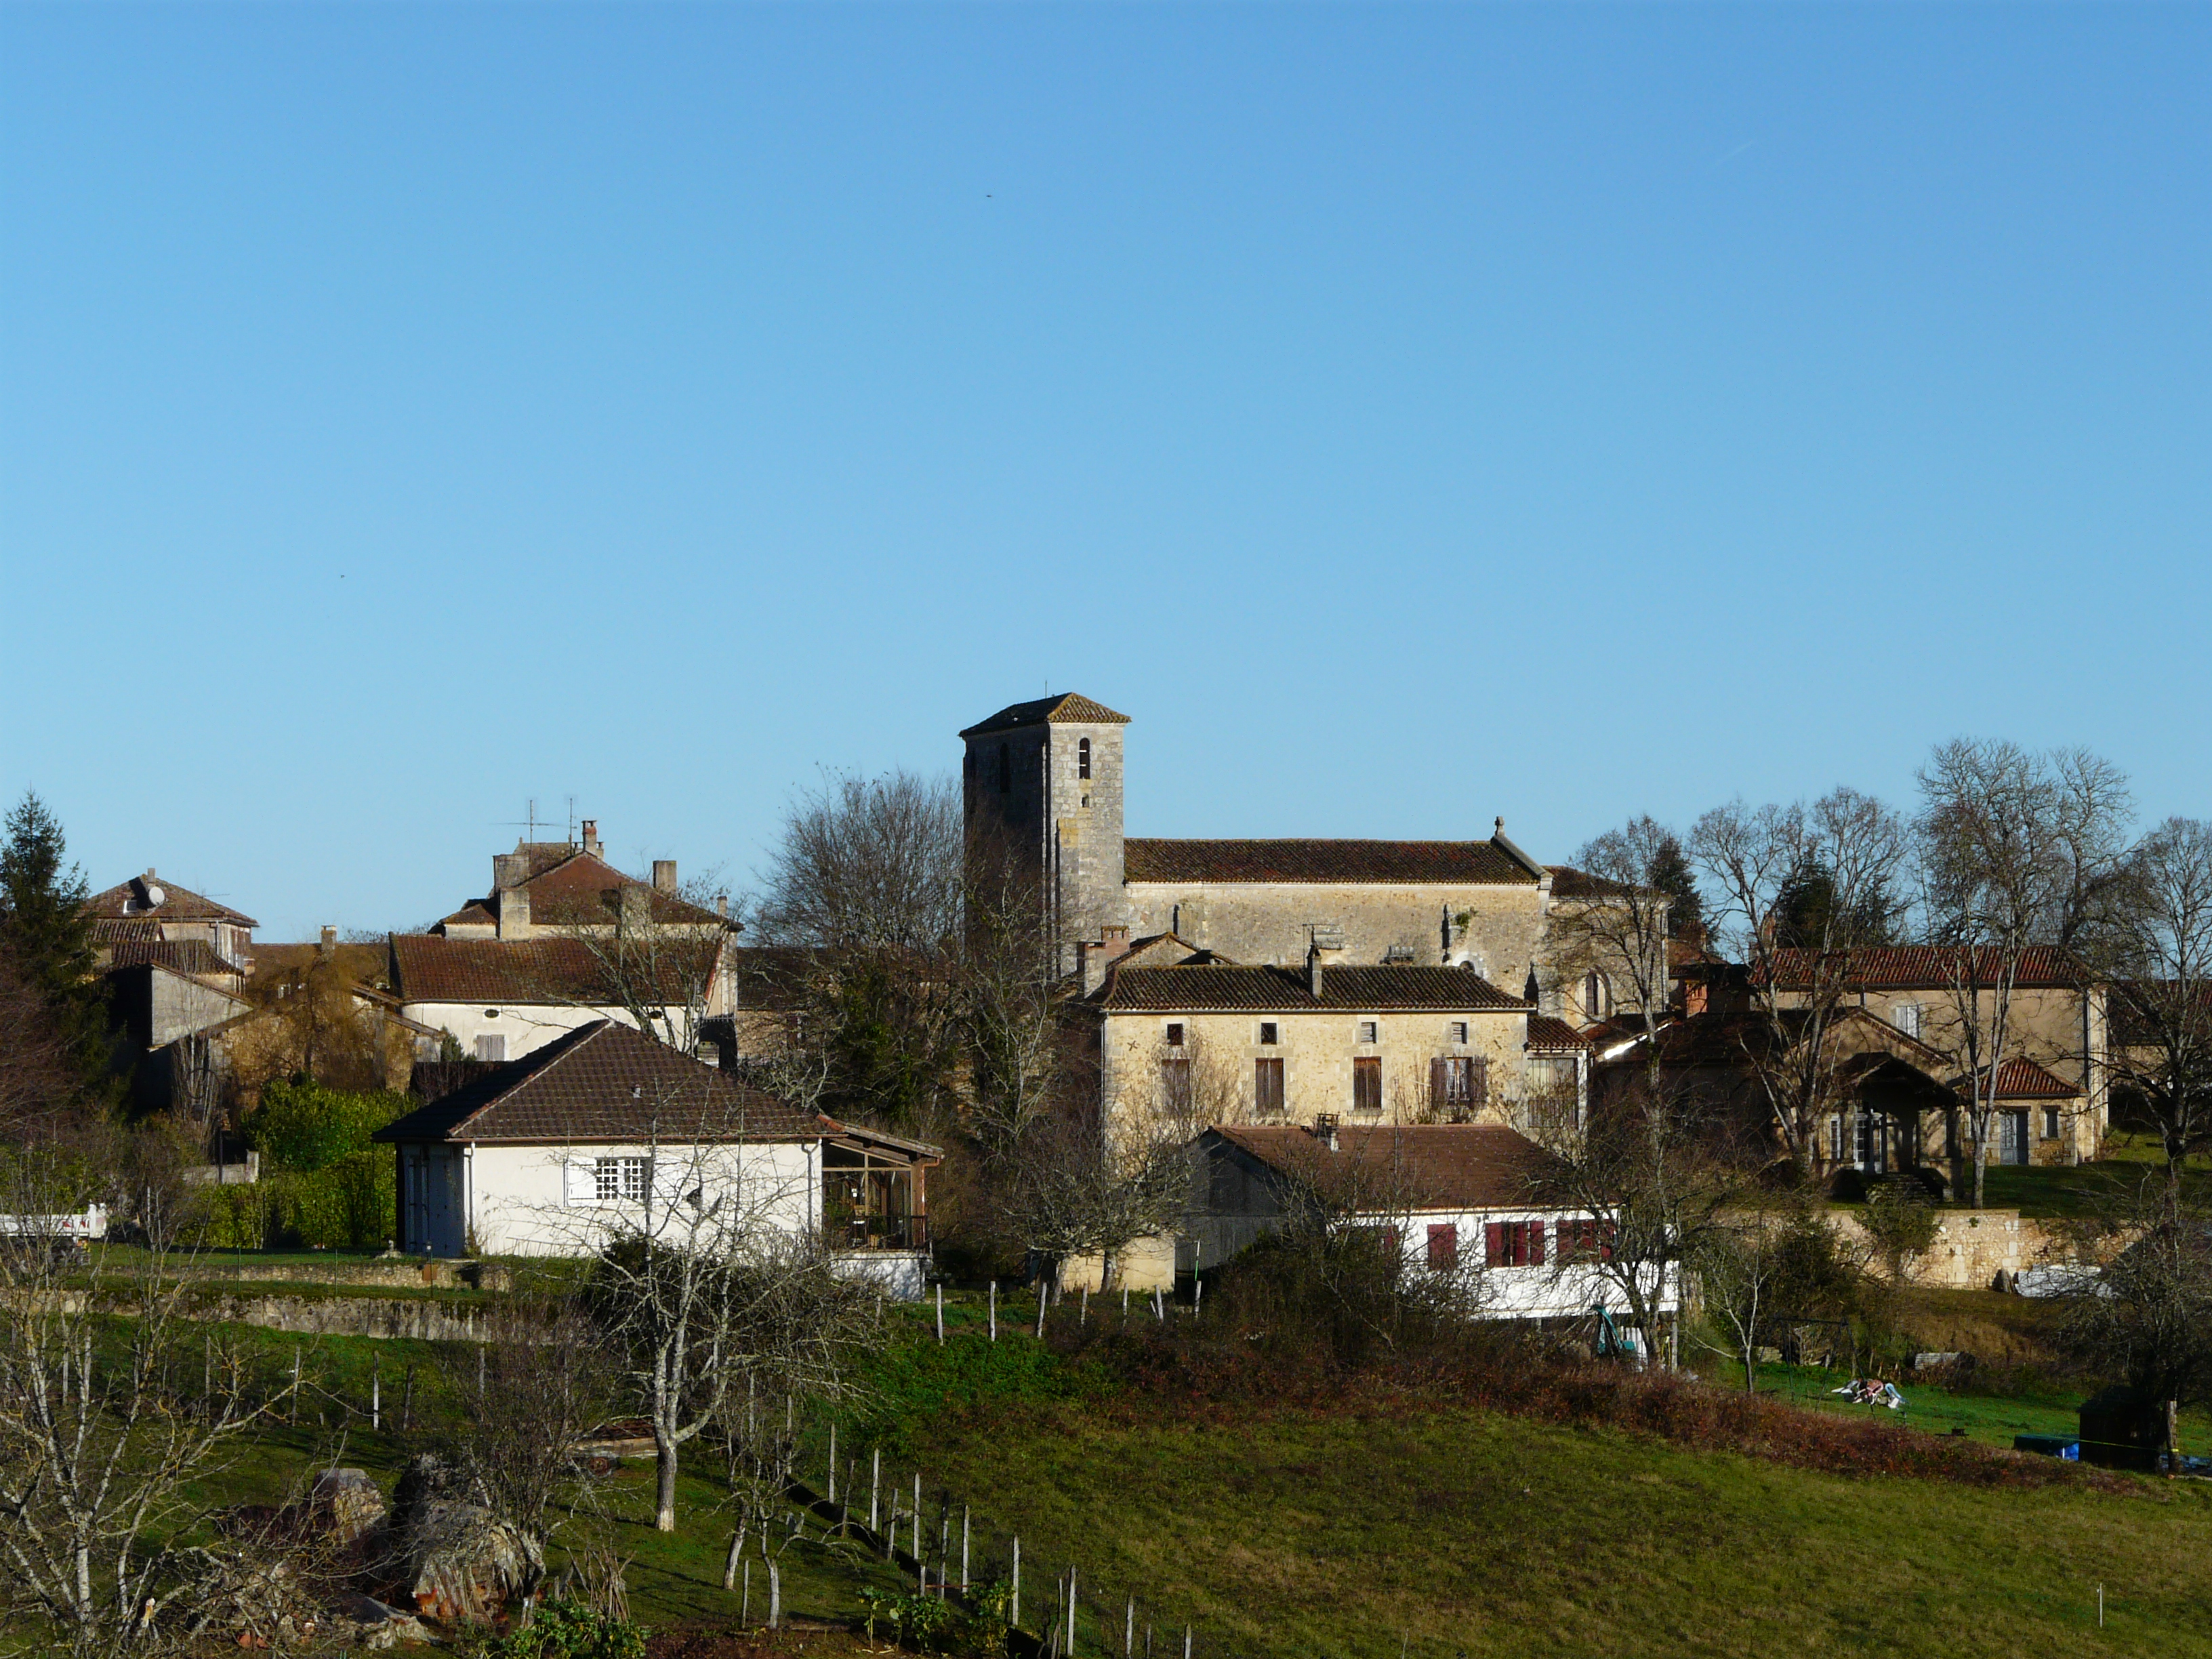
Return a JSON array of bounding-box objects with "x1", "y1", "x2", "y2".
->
[
  {"x1": 104, "y1": 940, "x2": 237, "y2": 977},
  {"x1": 390, "y1": 935, "x2": 715, "y2": 1006},
  {"x1": 1545, "y1": 865, "x2": 1639, "y2": 900},
  {"x1": 83, "y1": 874, "x2": 257, "y2": 928},
  {"x1": 960, "y1": 693, "x2": 1130, "y2": 737},
  {"x1": 249, "y1": 942, "x2": 394, "y2": 991},
  {"x1": 1762, "y1": 947, "x2": 2081, "y2": 991},
  {"x1": 437, "y1": 903, "x2": 497, "y2": 930},
  {"x1": 91, "y1": 918, "x2": 165, "y2": 943},
  {"x1": 1525, "y1": 1015, "x2": 1595, "y2": 1052},
  {"x1": 1209, "y1": 1124, "x2": 1564, "y2": 1212},
  {"x1": 373, "y1": 1021, "x2": 821, "y2": 1145},
  {"x1": 1099, "y1": 963, "x2": 1528, "y2": 1013},
  {"x1": 1124, "y1": 838, "x2": 1536, "y2": 886}
]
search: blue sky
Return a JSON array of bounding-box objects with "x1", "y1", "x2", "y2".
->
[{"x1": 3, "y1": 4, "x2": 2206, "y2": 939}]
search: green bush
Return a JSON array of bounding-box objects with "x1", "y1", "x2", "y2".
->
[
  {"x1": 483, "y1": 1599, "x2": 647, "y2": 1659},
  {"x1": 264, "y1": 1151, "x2": 394, "y2": 1250},
  {"x1": 247, "y1": 1079, "x2": 408, "y2": 1172},
  {"x1": 186, "y1": 1182, "x2": 268, "y2": 1250}
]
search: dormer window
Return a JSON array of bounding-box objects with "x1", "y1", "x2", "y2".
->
[{"x1": 1078, "y1": 738, "x2": 1092, "y2": 779}]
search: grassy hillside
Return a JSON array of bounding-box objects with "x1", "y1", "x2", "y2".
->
[{"x1": 905, "y1": 1401, "x2": 2212, "y2": 1659}]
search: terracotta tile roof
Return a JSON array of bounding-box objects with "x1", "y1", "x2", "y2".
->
[
  {"x1": 1123, "y1": 838, "x2": 1536, "y2": 886},
  {"x1": 1761, "y1": 946, "x2": 2081, "y2": 991},
  {"x1": 372, "y1": 1021, "x2": 823, "y2": 1145},
  {"x1": 1525, "y1": 1015, "x2": 1595, "y2": 1052},
  {"x1": 1098, "y1": 963, "x2": 1529, "y2": 1013},
  {"x1": 389, "y1": 935, "x2": 713, "y2": 1006},
  {"x1": 90, "y1": 918, "x2": 165, "y2": 943},
  {"x1": 104, "y1": 940, "x2": 237, "y2": 977},
  {"x1": 518, "y1": 852, "x2": 723, "y2": 927},
  {"x1": 83, "y1": 874, "x2": 257, "y2": 928},
  {"x1": 1207, "y1": 1124, "x2": 1565, "y2": 1212},
  {"x1": 1982, "y1": 1057, "x2": 2079, "y2": 1100},
  {"x1": 247, "y1": 942, "x2": 395, "y2": 994},
  {"x1": 436, "y1": 903, "x2": 497, "y2": 930},
  {"x1": 960, "y1": 693, "x2": 1131, "y2": 737}
]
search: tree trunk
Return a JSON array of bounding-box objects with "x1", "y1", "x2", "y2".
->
[
  {"x1": 722, "y1": 1523, "x2": 747, "y2": 1591},
  {"x1": 766, "y1": 1555, "x2": 781, "y2": 1630},
  {"x1": 653, "y1": 1426, "x2": 679, "y2": 1532}
]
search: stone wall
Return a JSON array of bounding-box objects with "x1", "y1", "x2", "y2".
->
[
  {"x1": 1125, "y1": 880, "x2": 1546, "y2": 976},
  {"x1": 1823, "y1": 1206, "x2": 2094, "y2": 1290}
]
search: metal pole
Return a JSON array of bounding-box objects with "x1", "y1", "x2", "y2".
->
[{"x1": 371, "y1": 1365, "x2": 380, "y2": 1431}]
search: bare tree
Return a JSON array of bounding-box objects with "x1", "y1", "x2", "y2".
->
[
  {"x1": 996, "y1": 1094, "x2": 1189, "y2": 1294},
  {"x1": 1547, "y1": 817, "x2": 1679, "y2": 1037},
  {"x1": 547, "y1": 877, "x2": 737, "y2": 1060},
  {"x1": 450, "y1": 1299, "x2": 619, "y2": 1539},
  {"x1": 750, "y1": 770, "x2": 966, "y2": 1132},
  {"x1": 0, "y1": 939, "x2": 85, "y2": 1145},
  {"x1": 0, "y1": 1179, "x2": 299, "y2": 1656},
  {"x1": 1915, "y1": 741, "x2": 2133, "y2": 1207},
  {"x1": 1694, "y1": 787, "x2": 1908, "y2": 1170},
  {"x1": 2083, "y1": 818, "x2": 2212, "y2": 1201}
]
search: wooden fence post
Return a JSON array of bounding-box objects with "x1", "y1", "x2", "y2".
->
[
  {"x1": 912, "y1": 1472, "x2": 922, "y2": 1565},
  {"x1": 962, "y1": 1504, "x2": 970, "y2": 1592},
  {"x1": 371, "y1": 1364, "x2": 381, "y2": 1431},
  {"x1": 937, "y1": 1282, "x2": 944, "y2": 1342},
  {"x1": 290, "y1": 1343, "x2": 300, "y2": 1426},
  {"x1": 989, "y1": 1281, "x2": 998, "y2": 1342},
  {"x1": 1012, "y1": 1535, "x2": 1020, "y2": 1627},
  {"x1": 827, "y1": 1422, "x2": 837, "y2": 1504}
]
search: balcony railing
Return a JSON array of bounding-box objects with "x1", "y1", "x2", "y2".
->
[{"x1": 827, "y1": 1214, "x2": 929, "y2": 1252}]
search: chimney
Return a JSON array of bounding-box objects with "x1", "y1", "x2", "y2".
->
[
  {"x1": 653, "y1": 859, "x2": 678, "y2": 895},
  {"x1": 1683, "y1": 977, "x2": 1709, "y2": 1018},
  {"x1": 1080, "y1": 928, "x2": 1136, "y2": 997},
  {"x1": 1309, "y1": 945, "x2": 1324, "y2": 999},
  {"x1": 1310, "y1": 1113, "x2": 1340, "y2": 1151},
  {"x1": 492, "y1": 848, "x2": 529, "y2": 892},
  {"x1": 715, "y1": 893, "x2": 729, "y2": 920},
  {"x1": 497, "y1": 885, "x2": 531, "y2": 938},
  {"x1": 318, "y1": 925, "x2": 337, "y2": 958},
  {"x1": 581, "y1": 819, "x2": 602, "y2": 859},
  {"x1": 619, "y1": 883, "x2": 649, "y2": 935},
  {"x1": 1306, "y1": 929, "x2": 1346, "y2": 997}
]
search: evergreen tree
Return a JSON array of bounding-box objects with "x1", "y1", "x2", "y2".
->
[
  {"x1": 0, "y1": 792, "x2": 111, "y2": 1101},
  {"x1": 1644, "y1": 832, "x2": 1705, "y2": 942}
]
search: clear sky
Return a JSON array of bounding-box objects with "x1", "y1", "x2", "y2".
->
[{"x1": 3, "y1": 4, "x2": 2206, "y2": 941}]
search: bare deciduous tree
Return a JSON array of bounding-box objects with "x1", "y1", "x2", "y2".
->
[
  {"x1": 1915, "y1": 741, "x2": 2133, "y2": 1207},
  {"x1": 1694, "y1": 787, "x2": 1908, "y2": 1170},
  {"x1": 2083, "y1": 818, "x2": 2212, "y2": 1200},
  {"x1": 0, "y1": 1183, "x2": 299, "y2": 1656}
]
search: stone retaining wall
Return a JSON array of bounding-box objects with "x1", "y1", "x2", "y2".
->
[{"x1": 1823, "y1": 1207, "x2": 2093, "y2": 1289}]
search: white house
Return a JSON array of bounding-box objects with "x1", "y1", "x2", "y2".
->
[
  {"x1": 1183, "y1": 1120, "x2": 1677, "y2": 1328},
  {"x1": 372, "y1": 1020, "x2": 938, "y2": 1298},
  {"x1": 388, "y1": 934, "x2": 735, "y2": 1063}
]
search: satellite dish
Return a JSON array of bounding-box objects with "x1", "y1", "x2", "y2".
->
[{"x1": 144, "y1": 885, "x2": 166, "y2": 908}]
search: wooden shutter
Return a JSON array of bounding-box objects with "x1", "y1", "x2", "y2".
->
[
  {"x1": 1427, "y1": 1224, "x2": 1457, "y2": 1271},
  {"x1": 1485, "y1": 1221, "x2": 1507, "y2": 1266},
  {"x1": 1354, "y1": 1057, "x2": 1382, "y2": 1113},
  {"x1": 1469, "y1": 1057, "x2": 1489, "y2": 1109},
  {"x1": 564, "y1": 1160, "x2": 594, "y2": 1206},
  {"x1": 1429, "y1": 1057, "x2": 1447, "y2": 1107},
  {"x1": 1254, "y1": 1058, "x2": 1284, "y2": 1116}
]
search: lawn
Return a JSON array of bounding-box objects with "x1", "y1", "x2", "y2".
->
[
  {"x1": 904, "y1": 1402, "x2": 2212, "y2": 1659},
  {"x1": 1958, "y1": 1131, "x2": 2211, "y2": 1218}
]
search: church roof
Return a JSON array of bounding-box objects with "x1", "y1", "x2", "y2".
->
[
  {"x1": 1123, "y1": 838, "x2": 1537, "y2": 886},
  {"x1": 1096, "y1": 962, "x2": 1530, "y2": 1013},
  {"x1": 960, "y1": 693, "x2": 1131, "y2": 737}
]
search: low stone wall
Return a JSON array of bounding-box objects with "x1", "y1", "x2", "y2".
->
[
  {"x1": 187, "y1": 1292, "x2": 497, "y2": 1343},
  {"x1": 1824, "y1": 1207, "x2": 2089, "y2": 1290},
  {"x1": 201, "y1": 1259, "x2": 512, "y2": 1292}
]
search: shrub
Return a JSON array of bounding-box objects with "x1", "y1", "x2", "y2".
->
[
  {"x1": 487, "y1": 1599, "x2": 647, "y2": 1659},
  {"x1": 247, "y1": 1079, "x2": 408, "y2": 1172}
]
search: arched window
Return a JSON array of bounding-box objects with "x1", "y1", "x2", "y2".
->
[
  {"x1": 1078, "y1": 737, "x2": 1091, "y2": 779},
  {"x1": 998, "y1": 743, "x2": 1011, "y2": 794},
  {"x1": 1584, "y1": 971, "x2": 1606, "y2": 1017}
]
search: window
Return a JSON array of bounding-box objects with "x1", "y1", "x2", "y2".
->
[
  {"x1": 1483, "y1": 1220, "x2": 1546, "y2": 1267},
  {"x1": 1164, "y1": 1023, "x2": 1185, "y2": 1048},
  {"x1": 1357, "y1": 1020, "x2": 1378, "y2": 1044},
  {"x1": 1893, "y1": 1002, "x2": 1923, "y2": 1041},
  {"x1": 1160, "y1": 1057, "x2": 1191, "y2": 1115},
  {"x1": 1555, "y1": 1218, "x2": 1611, "y2": 1261},
  {"x1": 1258, "y1": 1022, "x2": 1279, "y2": 1046},
  {"x1": 474, "y1": 1033, "x2": 506, "y2": 1063},
  {"x1": 1828, "y1": 1115, "x2": 1845, "y2": 1162},
  {"x1": 1353, "y1": 1056, "x2": 1382, "y2": 1113},
  {"x1": 1450, "y1": 1021, "x2": 1469, "y2": 1044},
  {"x1": 1584, "y1": 972, "x2": 1606, "y2": 1018},
  {"x1": 1253, "y1": 1057, "x2": 1285, "y2": 1117},
  {"x1": 2043, "y1": 1105, "x2": 2062, "y2": 1140},
  {"x1": 1431, "y1": 1055, "x2": 1479, "y2": 1107},
  {"x1": 1427, "y1": 1224, "x2": 1458, "y2": 1271},
  {"x1": 595, "y1": 1156, "x2": 649, "y2": 1202},
  {"x1": 1078, "y1": 737, "x2": 1091, "y2": 779}
]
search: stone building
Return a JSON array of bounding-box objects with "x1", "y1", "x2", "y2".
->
[
  {"x1": 431, "y1": 820, "x2": 730, "y2": 941},
  {"x1": 960, "y1": 693, "x2": 1584, "y2": 992}
]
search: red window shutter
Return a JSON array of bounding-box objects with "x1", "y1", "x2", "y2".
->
[
  {"x1": 1485, "y1": 1222, "x2": 1506, "y2": 1266},
  {"x1": 1529, "y1": 1221, "x2": 1546, "y2": 1267},
  {"x1": 1427, "y1": 1224, "x2": 1457, "y2": 1270}
]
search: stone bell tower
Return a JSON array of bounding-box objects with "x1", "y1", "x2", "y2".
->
[{"x1": 959, "y1": 693, "x2": 1130, "y2": 975}]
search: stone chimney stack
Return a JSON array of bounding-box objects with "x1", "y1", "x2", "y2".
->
[
  {"x1": 497, "y1": 885, "x2": 532, "y2": 939},
  {"x1": 653, "y1": 859, "x2": 678, "y2": 895},
  {"x1": 493, "y1": 847, "x2": 529, "y2": 892},
  {"x1": 619, "y1": 884, "x2": 649, "y2": 936},
  {"x1": 318, "y1": 926, "x2": 337, "y2": 958},
  {"x1": 581, "y1": 819, "x2": 602, "y2": 859},
  {"x1": 1079, "y1": 926, "x2": 1135, "y2": 997}
]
